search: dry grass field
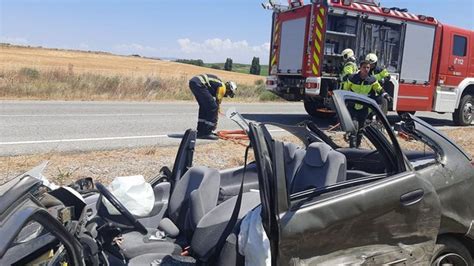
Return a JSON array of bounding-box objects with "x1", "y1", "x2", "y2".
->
[
  {"x1": 0, "y1": 44, "x2": 275, "y2": 101},
  {"x1": 0, "y1": 44, "x2": 262, "y2": 84}
]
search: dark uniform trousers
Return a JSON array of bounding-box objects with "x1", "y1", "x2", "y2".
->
[
  {"x1": 189, "y1": 79, "x2": 218, "y2": 135},
  {"x1": 347, "y1": 104, "x2": 369, "y2": 148}
]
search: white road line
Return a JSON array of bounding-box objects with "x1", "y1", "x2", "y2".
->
[
  {"x1": 0, "y1": 135, "x2": 169, "y2": 145},
  {"x1": 0, "y1": 113, "x2": 195, "y2": 118},
  {"x1": 2, "y1": 125, "x2": 466, "y2": 146},
  {"x1": 0, "y1": 129, "x2": 287, "y2": 146},
  {"x1": 0, "y1": 112, "x2": 305, "y2": 118}
]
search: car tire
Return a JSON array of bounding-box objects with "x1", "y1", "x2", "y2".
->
[
  {"x1": 431, "y1": 237, "x2": 473, "y2": 266},
  {"x1": 453, "y1": 94, "x2": 473, "y2": 126},
  {"x1": 304, "y1": 98, "x2": 335, "y2": 118}
]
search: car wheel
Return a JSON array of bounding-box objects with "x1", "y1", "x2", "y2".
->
[
  {"x1": 453, "y1": 94, "x2": 473, "y2": 126},
  {"x1": 431, "y1": 237, "x2": 473, "y2": 266}
]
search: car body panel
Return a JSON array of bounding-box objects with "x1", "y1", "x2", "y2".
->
[
  {"x1": 278, "y1": 171, "x2": 441, "y2": 264},
  {"x1": 404, "y1": 116, "x2": 474, "y2": 236}
]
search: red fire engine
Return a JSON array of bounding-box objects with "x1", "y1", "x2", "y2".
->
[{"x1": 265, "y1": 0, "x2": 474, "y2": 125}]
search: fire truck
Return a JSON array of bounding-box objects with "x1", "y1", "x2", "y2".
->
[{"x1": 264, "y1": 0, "x2": 474, "y2": 126}]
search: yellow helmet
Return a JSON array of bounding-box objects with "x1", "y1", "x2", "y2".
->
[
  {"x1": 341, "y1": 48, "x2": 354, "y2": 60},
  {"x1": 366, "y1": 53, "x2": 378, "y2": 64}
]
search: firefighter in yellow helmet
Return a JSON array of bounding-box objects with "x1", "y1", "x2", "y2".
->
[
  {"x1": 366, "y1": 53, "x2": 390, "y2": 84},
  {"x1": 189, "y1": 74, "x2": 237, "y2": 140},
  {"x1": 343, "y1": 60, "x2": 388, "y2": 147},
  {"x1": 340, "y1": 48, "x2": 358, "y2": 89},
  {"x1": 366, "y1": 53, "x2": 392, "y2": 113}
]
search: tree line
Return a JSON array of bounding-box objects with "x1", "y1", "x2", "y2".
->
[{"x1": 175, "y1": 57, "x2": 262, "y2": 75}]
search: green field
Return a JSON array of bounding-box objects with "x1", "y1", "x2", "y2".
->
[{"x1": 203, "y1": 63, "x2": 269, "y2": 77}]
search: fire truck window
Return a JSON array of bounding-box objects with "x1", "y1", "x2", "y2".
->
[
  {"x1": 323, "y1": 15, "x2": 358, "y2": 76},
  {"x1": 453, "y1": 35, "x2": 467, "y2": 57},
  {"x1": 358, "y1": 20, "x2": 402, "y2": 72}
]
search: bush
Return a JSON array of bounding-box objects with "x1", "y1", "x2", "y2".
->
[
  {"x1": 175, "y1": 59, "x2": 204, "y2": 67},
  {"x1": 224, "y1": 58, "x2": 233, "y2": 71},
  {"x1": 250, "y1": 57, "x2": 261, "y2": 75},
  {"x1": 259, "y1": 91, "x2": 280, "y2": 101},
  {"x1": 19, "y1": 67, "x2": 40, "y2": 79},
  {"x1": 144, "y1": 77, "x2": 161, "y2": 92}
]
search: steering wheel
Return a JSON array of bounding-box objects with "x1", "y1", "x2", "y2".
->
[{"x1": 95, "y1": 182, "x2": 148, "y2": 235}]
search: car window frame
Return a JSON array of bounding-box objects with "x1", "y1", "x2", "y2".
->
[{"x1": 331, "y1": 90, "x2": 409, "y2": 173}]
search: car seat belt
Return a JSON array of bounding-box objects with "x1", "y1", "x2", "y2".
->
[
  {"x1": 273, "y1": 141, "x2": 289, "y2": 214},
  {"x1": 206, "y1": 145, "x2": 251, "y2": 263}
]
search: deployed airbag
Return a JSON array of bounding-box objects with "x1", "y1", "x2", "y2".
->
[
  {"x1": 103, "y1": 175, "x2": 154, "y2": 216},
  {"x1": 238, "y1": 206, "x2": 271, "y2": 266}
]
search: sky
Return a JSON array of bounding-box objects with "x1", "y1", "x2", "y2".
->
[{"x1": 1, "y1": 0, "x2": 473, "y2": 64}]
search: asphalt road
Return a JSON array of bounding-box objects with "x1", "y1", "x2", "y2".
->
[{"x1": 0, "y1": 100, "x2": 469, "y2": 156}]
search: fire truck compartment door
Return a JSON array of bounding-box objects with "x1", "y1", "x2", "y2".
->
[
  {"x1": 279, "y1": 17, "x2": 307, "y2": 75},
  {"x1": 400, "y1": 22, "x2": 436, "y2": 84}
]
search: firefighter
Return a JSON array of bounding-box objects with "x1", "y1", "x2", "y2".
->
[
  {"x1": 366, "y1": 53, "x2": 390, "y2": 84},
  {"x1": 343, "y1": 60, "x2": 392, "y2": 147},
  {"x1": 189, "y1": 74, "x2": 237, "y2": 140},
  {"x1": 340, "y1": 48, "x2": 358, "y2": 89},
  {"x1": 366, "y1": 53, "x2": 391, "y2": 113}
]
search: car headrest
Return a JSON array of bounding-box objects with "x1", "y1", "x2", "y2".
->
[
  {"x1": 304, "y1": 142, "x2": 332, "y2": 167},
  {"x1": 283, "y1": 142, "x2": 299, "y2": 162}
]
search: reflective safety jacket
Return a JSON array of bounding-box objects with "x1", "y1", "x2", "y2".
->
[
  {"x1": 343, "y1": 73, "x2": 383, "y2": 110},
  {"x1": 340, "y1": 61, "x2": 358, "y2": 82},
  {"x1": 193, "y1": 74, "x2": 226, "y2": 104},
  {"x1": 369, "y1": 66, "x2": 390, "y2": 83}
]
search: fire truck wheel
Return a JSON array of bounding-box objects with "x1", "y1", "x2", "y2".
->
[
  {"x1": 304, "y1": 99, "x2": 335, "y2": 118},
  {"x1": 453, "y1": 94, "x2": 473, "y2": 126},
  {"x1": 380, "y1": 98, "x2": 388, "y2": 115}
]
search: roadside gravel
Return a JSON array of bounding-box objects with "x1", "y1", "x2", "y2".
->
[{"x1": 1, "y1": 128, "x2": 472, "y2": 185}]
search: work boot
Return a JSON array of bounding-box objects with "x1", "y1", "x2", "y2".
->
[
  {"x1": 349, "y1": 133, "x2": 358, "y2": 148},
  {"x1": 197, "y1": 133, "x2": 219, "y2": 140}
]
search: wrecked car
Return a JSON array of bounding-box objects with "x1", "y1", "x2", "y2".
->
[{"x1": 0, "y1": 90, "x2": 473, "y2": 265}]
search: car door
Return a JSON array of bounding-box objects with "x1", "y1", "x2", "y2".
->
[
  {"x1": 273, "y1": 91, "x2": 442, "y2": 265},
  {"x1": 439, "y1": 30, "x2": 470, "y2": 87},
  {"x1": 248, "y1": 122, "x2": 281, "y2": 265}
]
